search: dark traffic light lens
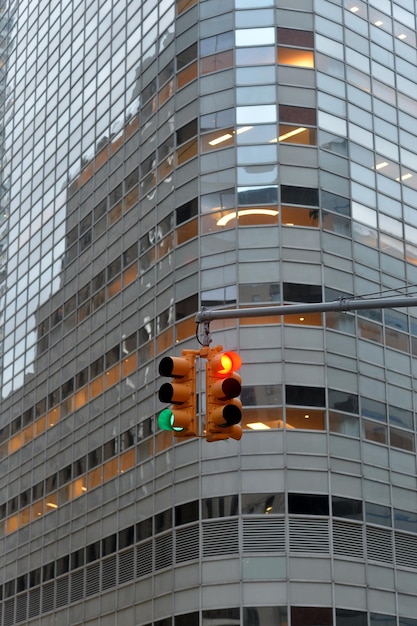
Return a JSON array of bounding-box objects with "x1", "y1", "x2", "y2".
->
[{"x1": 223, "y1": 403, "x2": 242, "y2": 425}]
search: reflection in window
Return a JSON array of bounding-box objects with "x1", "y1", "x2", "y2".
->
[
  {"x1": 243, "y1": 607, "x2": 287, "y2": 626},
  {"x1": 239, "y1": 282, "x2": 280, "y2": 303},
  {"x1": 202, "y1": 495, "x2": 238, "y2": 518},
  {"x1": 278, "y1": 125, "x2": 316, "y2": 145},
  {"x1": 332, "y1": 497, "x2": 362, "y2": 520},
  {"x1": 358, "y1": 318, "x2": 382, "y2": 343},
  {"x1": 336, "y1": 609, "x2": 367, "y2": 626},
  {"x1": 390, "y1": 427, "x2": 414, "y2": 452},
  {"x1": 394, "y1": 508, "x2": 417, "y2": 533},
  {"x1": 363, "y1": 419, "x2": 387, "y2": 445},
  {"x1": 366, "y1": 502, "x2": 391, "y2": 527},
  {"x1": 329, "y1": 412, "x2": 359, "y2": 437},
  {"x1": 242, "y1": 493, "x2": 284, "y2": 515}
]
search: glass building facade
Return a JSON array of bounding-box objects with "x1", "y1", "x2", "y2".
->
[{"x1": 1, "y1": 0, "x2": 417, "y2": 623}]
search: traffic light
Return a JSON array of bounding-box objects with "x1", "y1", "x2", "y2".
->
[
  {"x1": 205, "y1": 347, "x2": 242, "y2": 441},
  {"x1": 157, "y1": 351, "x2": 197, "y2": 437}
]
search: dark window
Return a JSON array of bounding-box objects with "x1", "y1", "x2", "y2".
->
[
  {"x1": 176, "y1": 198, "x2": 198, "y2": 225},
  {"x1": 155, "y1": 619, "x2": 171, "y2": 626},
  {"x1": 238, "y1": 186, "x2": 278, "y2": 205},
  {"x1": 16, "y1": 574, "x2": 27, "y2": 592},
  {"x1": 292, "y1": 608, "x2": 332, "y2": 626},
  {"x1": 86, "y1": 541, "x2": 100, "y2": 563},
  {"x1": 277, "y1": 27, "x2": 314, "y2": 48},
  {"x1": 283, "y1": 282, "x2": 322, "y2": 303},
  {"x1": 281, "y1": 185, "x2": 319, "y2": 206},
  {"x1": 35, "y1": 398, "x2": 46, "y2": 417},
  {"x1": 175, "y1": 613, "x2": 199, "y2": 626},
  {"x1": 71, "y1": 548, "x2": 85, "y2": 570},
  {"x1": 366, "y1": 502, "x2": 391, "y2": 527},
  {"x1": 102, "y1": 534, "x2": 117, "y2": 556},
  {"x1": 242, "y1": 493, "x2": 285, "y2": 515},
  {"x1": 136, "y1": 518, "x2": 153, "y2": 541},
  {"x1": 76, "y1": 367, "x2": 88, "y2": 389},
  {"x1": 73, "y1": 456, "x2": 87, "y2": 478},
  {"x1": 119, "y1": 526, "x2": 135, "y2": 549},
  {"x1": 29, "y1": 568, "x2": 41, "y2": 587},
  {"x1": 280, "y1": 105, "x2": 316, "y2": 125},
  {"x1": 336, "y1": 610, "x2": 367, "y2": 626},
  {"x1": 286, "y1": 385, "x2": 325, "y2": 407},
  {"x1": 176, "y1": 43, "x2": 197, "y2": 69},
  {"x1": 88, "y1": 447, "x2": 102, "y2": 469},
  {"x1": 325, "y1": 287, "x2": 352, "y2": 301},
  {"x1": 90, "y1": 356, "x2": 104, "y2": 378},
  {"x1": 56, "y1": 556, "x2": 69, "y2": 576},
  {"x1": 328, "y1": 389, "x2": 359, "y2": 414},
  {"x1": 42, "y1": 562, "x2": 55, "y2": 582},
  {"x1": 104, "y1": 438, "x2": 117, "y2": 461},
  {"x1": 61, "y1": 378, "x2": 74, "y2": 399},
  {"x1": 204, "y1": 608, "x2": 240, "y2": 622},
  {"x1": 175, "y1": 501, "x2": 199, "y2": 526},
  {"x1": 370, "y1": 614, "x2": 396, "y2": 626},
  {"x1": 32, "y1": 481, "x2": 44, "y2": 500},
  {"x1": 176, "y1": 119, "x2": 197, "y2": 145},
  {"x1": 155, "y1": 509, "x2": 172, "y2": 533},
  {"x1": 59, "y1": 464, "x2": 72, "y2": 486},
  {"x1": 202, "y1": 495, "x2": 238, "y2": 518},
  {"x1": 243, "y1": 607, "x2": 287, "y2": 626},
  {"x1": 321, "y1": 190, "x2": 350, "y2": 216},
  {"x1": 332, "y1": 496, "x2": 363, "y2": 520},
  {"x1": 4, "y1": 580, "x2": 15, "y2": 598},
  {"x1": 176, "y1": 294, "x2": 198, "y2": 320},
  {"x1": 105, "y1": 345, "x2": 120, "y2": 368},
  {"x1": 288, "y1": 493, "x2": 329, "y2": 516}
]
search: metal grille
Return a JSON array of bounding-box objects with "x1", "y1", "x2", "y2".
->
[
  {"x1": 3, "y1": 598, "x2": 14, "y2": 626},
  {"x1": 41, "y1": 581, "x2": 54, "y2": 614},
  {"x1": 28, "y1": 588, "x2": 40, "y2": 619},
  {"x1": 136, "y1": 541, "x2": 153, "y2": 578},
  {"x1": 333, "y1": 520, "x2": 364, "y2": 559},
  {"x1": 202, "y1": 519, "x2": 239, "y2": 557},
  {"x1": 176, "y1": 525, "x2": 200, "y2": 563},
  {"x1": 395, "y1": 532, "x2": 417, "y2": 569},
  {"x1": 56, "y1": 576, "x2": 69, "y2": 608},
  {"x1": 366, "y1": 526, "x2": 393, "y2": 563},
  {"x1": 102, "y1": 555, "x2": 117, "y2": 590},
  {"x1": 155, "y1": 533, "x2": 173, "y2": 570},
  {"x1": 289, "y1": 518, "x2": 330, "y2": 553},
  {"x1": 242, "y1": 518, "x2": 285, "y2": 552},
  {"x1": 15, "y1": 594, "x2": 26, "y2": 624},
  {"x1": 119, "y1": 548, "x2": 135, "y2": 584},
  {"x1": 86, "y1": 563, "x2": 100, "y2": 596},
  {"x1": 70, "y1": 570, "x2": 84, "y2": 603}
]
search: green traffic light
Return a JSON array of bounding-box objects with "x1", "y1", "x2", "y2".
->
[{"x1": 158, "y1": 408, "x2": 184, "y2": 432}]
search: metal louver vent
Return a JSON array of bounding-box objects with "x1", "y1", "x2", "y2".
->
[
  {"x1": 333, "y1": 520, "x2": 364, "y2": 559},
  {"x1": 137, "y1": 540, "x2": 153, "y2": 578},
  {"x1": 102, "y1": 555, "x2": 117, "y2": 590},
  {"x1": 28, "y1": 587, "x2": 41, "y2": 618},
  {"x1": 289, "y1": 518, "x2": 330, "y2": 553},
  {"x1": 155, "y1": 533, "x2": 173, "y2": 570},
  {"x1": 56, "y1": 576, "x2": 69, "y2": 608},
  {"x1": 42, "y1": 581, "x2": 54, "y2": 614},
  {"x1": 15, "y1": 593, "x2": 27, "y2": 623},
  {"x1": 395, "y1": 532, "x2": 417, "y2": 569},
  {"x1": 4, "y1": 598, "x2": 15, "y2": 626},
  {"x1": 202, "y1": 519, "x2": 239, "y2": 557},
  {"x1": 119, "y1": 548, "x2": 135, "y2": 584},
  {"x1": 366, "y1": 526, "x2": 393, "y2": 563},
  {"x1": 70, "y1": 570, "x2": 84, "y2": 602},
  {"x1": 86, "y1": 562, "x2": 100, "y2": 596},
  {"x1": 243, "y1": 518, "x2": 285, "y2": 552},
  {"x1": 176, "y1": 524, "x2": 200, "y2": 563}
]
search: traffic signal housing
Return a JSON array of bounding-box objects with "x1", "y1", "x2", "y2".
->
[
  {"x1": 157, "y1": 352, "x2": 197, "y2": 437},
  {"x1": 206, "y1": 348, "x2": 242, "y2": 442}
]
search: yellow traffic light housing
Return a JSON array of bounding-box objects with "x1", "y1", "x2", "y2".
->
[
  {"x1": 206, "y1": 347, "x2": 243, "y2": 442},
  {"x1": 157, "y1": 352, "x2": 197, "y2": 437}
]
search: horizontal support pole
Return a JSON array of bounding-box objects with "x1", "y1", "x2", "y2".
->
[{"x1": 195, "y1": 296, "x2": 417, "y2": 323}]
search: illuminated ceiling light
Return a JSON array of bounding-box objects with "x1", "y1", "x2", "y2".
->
[
  {"x1": 398, "y1": 33, "x2": 407, "y2": 40},
  {"x1": 217, "y1": 208, "x2": 279, "y2": 226},
  {"x1": 277, "y1": 127, "x2": 307, "y2": 142},
  {"x1": 208, "y1": 133, "x2": 233, "y2": 146},
  {"x1": 236, "y1": 126, "x2": 253, "y2": 134},
  {"x1": 374, "y1": 161, "x2": 388, "y2": 170},
  {"x1": 396, "y1": 173, "x2": 413, "y2": 181},
  {"x1": 304, "y1": 414, "x2": 310, "y2": 419},
  {"x1": 350, "y1": 6, "x2": 360, "y2": 12},
  {"x1": 247, "y1": 422, "x2": 271, "y2": 430},
  {"x1": 299, "y1": 317, "x2": 305, "y2": 321},
  {"x1": 81, "y1": 486, "x2": 87, "y2": 492},
  {"x1": 46, "y1": 502, "x2": 58, "y2": 509},
  {"x1": 374, "y1": 20, "x2": 383, "y2": 26},
  {"x1": 265, "y1": 506, "x2": 273, "y2": 514}
]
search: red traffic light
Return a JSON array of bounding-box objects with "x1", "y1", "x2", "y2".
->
[{"x1": 206, "y1": 347, "x2": 243, "y2": 442}]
